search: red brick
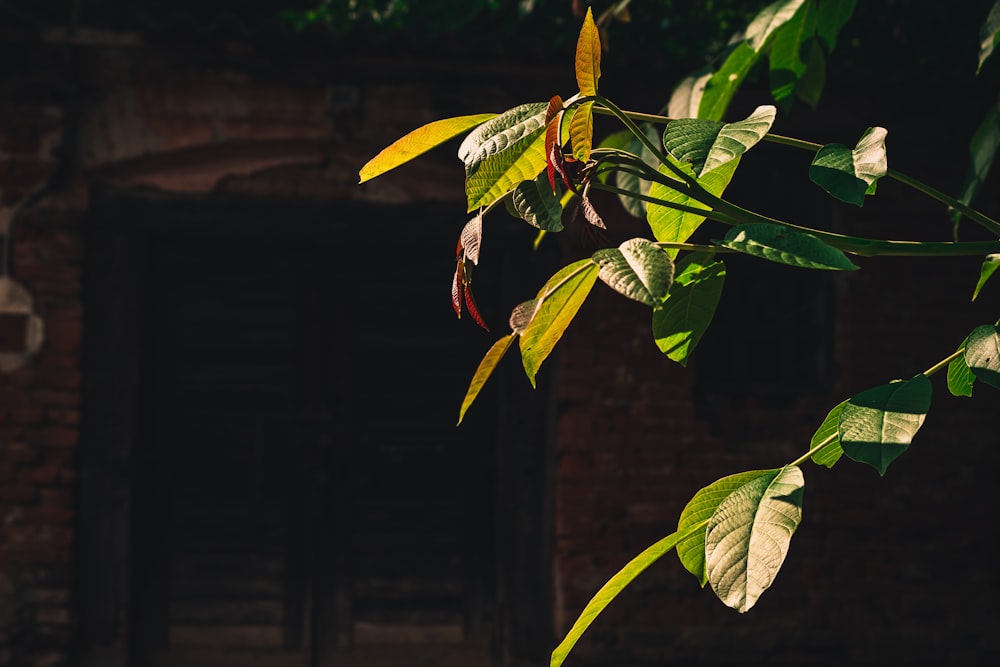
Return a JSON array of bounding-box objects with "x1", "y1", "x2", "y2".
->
[{"x1": 34, "y1": 427, "x2": 78, "y2": 448}]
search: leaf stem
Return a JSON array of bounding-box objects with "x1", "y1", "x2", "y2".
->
[
  {"x1": 788, "y1": 433, "x2": 837, "y2": 468},
  {"x1": 923, "y1": 348, "x2": 964, "y2": 377},
  {"x1": 590, "y1": 182, "x2": 740, "y2": 224}
]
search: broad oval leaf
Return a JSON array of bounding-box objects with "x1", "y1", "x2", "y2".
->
[
  {"x1": 663, "y1": 105, "x2": 776, "y2": 178},
  {"x1": 947, "y1": 335, "x2": 976, "y2": 397},
  {"x1": 575, "y1": 7, "x2": 601, "y2": 96},
  {"x1": 359, "y1": 113, "x2": 497, "y2": 183},
  {"x1": 457, "y1": 334, "x2": 516, "y2": 426},
  {"x1": 973, "y1": 253, "x2": 1000, "y2": 301},
  {"x1": 704, "y1": 466, "x2": 805, "y2": 613},
  {"x1": 809, "y1": 127, "x2": 888, "y2": 206},
  {"x1": 511, "y1": 172, "x2": 565, "y2": 232},
  {"x1": 714, "y1": 223, "x2": 858, "y2": 270},
  {"x1": 838, "y1": 374, "x2": 932, "y2": 476},
  {"x1": 676, "y1": 470, "x2": 773, "y2": 586},
  {"x1": 520, "y1": 259, "x2": 599, "y2": 387},
  {"x1": 647, "y1": 157, "x2": 740, "y2": 255},
  {"x1": 964, "y1": 324, "x2": 1000, "y2": 389},
  {"x1": 808, "y1": 399, "x2": 847, "y2": 468},
  {"x1": 653, "y1": 253, "x2": 725, "y2": 366},
  {"x1": 592, "y1": 238, "x2": 674, "y2": 308}
]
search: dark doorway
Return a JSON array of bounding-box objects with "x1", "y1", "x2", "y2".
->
[{"x1": 77, "y1": 192, "x2": 554, "y2": 667}]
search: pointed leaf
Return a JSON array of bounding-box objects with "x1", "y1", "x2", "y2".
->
[
  {"x1": 569, "y1": 100, "x2": 594, "y2": 162},
  {"x1": 973, "y1": 254, "x2": 1000, "y2": 301},
  {"x1": 838, "y1": 375, "x2": 933, "y2": 476},
  {"x1": 652, "y1": 253, "x2": 725, "y2": 366},
  {"x1": 704, "y1": 466, "x2": 805, "y2": 613},
  {"x1": 767, "y1": 0, "x2": 816, "y2": 111},
  {"x1": 663, "y1": 105, "x2": 776, "y2": 177},
  {"x1": 964, "y1": 324, "x2": 1000, "y2": 390},
  {"x1": 947, "y1": 336, "x2": 975, "y2": 398},
  {"x1": 809, "y1": 127, "x2": 888, "y2": 206},
  {"x1": 458, "y1": 334, "x2": 516, "y2": 425},
  {"x1": 676, "y1": 470, "x2": 772, "y2": 586},
  {"x1": 511, "y1": 172, "x2": 565, "y2": 231},
  {"x1": 815, "y1": 0, "x2": 856, "y2": 53},
  {"x1": 550, "y1": 530, "x2": 689, "y2": 667},
  {"x1": 647, "y1": 157, "x2": 740, "y2": 256},
  {"x1": 459, "y1": 103, "x2": 547, "y2": 169},
  {"x1": 978, "y1": 1, "x2": 1000, "y2": 74},
  {"x1": 714, "y1": 223, "x2": 859, "y2": 270},
  {"x1": 460, "y1": 214, "x2": 483, "y2": 265},
  {"x1": 575, "y1": 7, "x2": 601, "y2": 96},
  {"x1": 359, "y1": 113, "x2": 497, "y2": 183},
  {"x1": 520, "y1": 259, "x2": 599, "y2": 387},
  {"x1": 592, "y1": 238, "x2": 674, "y2": 308},
  {"x1": 809, "y1": 400, "x2": 847, "y2": 467}
]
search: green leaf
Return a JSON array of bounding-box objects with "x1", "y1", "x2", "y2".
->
[
  {"x1": 592, "y1": 238, "x2": 674, "y2": 308},
  {"x1": 652, "y1": 254, "x2": 725, "y2": 366},
  {"x1": 815, "y1": 0, "x2": 857, "y2": 53},
  {"x1": 511, "y1": 172, "x2": 565, "y2": 231},
  {"x1": 460, "y1": 102, "x2": 549, "y2": 212},
  {"x1": 550, "y1": 530, "x2": 690, "y2": 667},
  {"x1": 663, "y1": 105, "x2": 776, "y2": 177},
  {"x1": 714, "y1": 223, "x2": 859, "y2": 270},
  {"x1": 575, "y1": 7, "x2": 601, "y2": 96},
  {"x1": 520, "y1": 259, "x2": 599, "y2": 387},
  {"x1": 809, "y1": 127, "x2": 888, "y2": 206},
  {"x1": 838, "y1": 375, "x2": 933, "y2": 476},
  {"x1": 951, "y1": 97, "x2": 1000, "y2": 230},
  {"x1": 745, "y1": 0, "x2": 808, "y2": 50},
  {"x1": 601, "y1": 125, "x2": 661, "y2": 217},
  {"x1": 973, "y1": 254, "x2": 1000, "y2": 301},
  {"x1": 358, "y1": 113, "x2": 497, "y2": 183},
  {"x1": 964, "y1": 324, "x2": 1000, "y2": 390},
  {"x1": 947, "y1": 336, "x2": 975, "y2": 398},
  {"x1": 795, "y1": 39, "x2": 827, "y2": 109},
  {"x1": 667, "y1": 69, "x2": 712, "y2": 120},
  {"x1": 458, "y1": 334, "x2": 516, "y2": 425},
  {"x1": 767, "y1": 0, "x2": 817, "y2": 111},
  {"x1": 569, "y1": 100, "x2": 594, "y2": 162},
  {"x1": 647, "y1": 157, "x2": 740, "y2": 256},
  {"x1": 978, "y1": 1, "x2": 1000, "y2": 74},
  {"x1": 704, "y1": 466, "x2": 805, "y2": 613},
  {"x1": 676, "y1": 470, "x2": 772, "y2": 586},
  {"x1": 809, "y1": 400, "x2": 847, "y2": 467}
]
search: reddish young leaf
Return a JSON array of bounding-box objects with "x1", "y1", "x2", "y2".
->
[
  {"x1": 463, "y1": 281, "x2": 490, "y2": 331},
  {"x1": 546, "y1": 116, "x2": 564, "y2": 195},
  {"x1": 451, "y1": 258, "x2": 464, "y2": 318}
]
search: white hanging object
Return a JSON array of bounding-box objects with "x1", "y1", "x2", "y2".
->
[{"x1": 0, "y1": 276, "x2": 45, "y2": 372}]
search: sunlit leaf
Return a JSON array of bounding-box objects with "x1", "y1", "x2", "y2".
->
[
  {"x1": 973, "y1": 254, "x2": 1000, "y2": 301},
  {"x1": 745, "y1": 0, "x2": 808, "y2": 50},
  {"x1": 668, "y1": 69, "x2": 712, "y2": 120},
  {"x1": 459, "y1": 214, "x2": 483, "y2": 265},
  {"x1": 359, "y1": 113, "x2": 497, "y2": 183},
  {"x1": 714, "y1": 223, "x2": 859, "y2": 270},
  {"x1": 652, "y1": 254, "x2": 725, "y2": 366},
  {"x1": 550, "y1": 530, "x2": 690, "y2": 667},
  {"x1": 647, "y1": 157, "x2": 740, "y2": 256},
  {"x1": 575, "y1": 7, "x2": 601, "y2": 96},
  {"x1": 815, "y1": 0, "x2": 857, "y2": 53},
  {"x1": 809, "y1": 127, "x2": 888, "y2": 206},
  {"x1": 809, "y1": 400, "x2": 847, "y2": 467},
  {"x1": 704, "y1": 466, "x2": 805, "y2": 613},
  {"x1": 593, "y1": 238, "x2": 674, "y2": 308},
  {"x1": 579, "y1": 196, "x2": 606, "y2": 229},
  {"x1": 520, "y1": 259, "x2": 599, "y2": 387},
  {"x1": 676, "y1": 470, "x2": 770, "y2": 586},
  {"x1": 511, "y1": 172, "x2": 565, "y2": 231},
  {"x1": 767, "y1": 0, "x2": 816, "y2": 111},
  {"x1": 964, "y1": 324, "x2": 1000, "y2": 390},
  {"x1": 947, "y1": 336, "x2": 975, "y2": 398},
  {"x1": 838, "y1": 375, "x2": 932, "y2": 476},
  {"x1": 569, "y1": 101, "x2": 594, "y2": 162},
  {"x1": 663, "y1": 105, "x2": 776, "y2": 177},
  {"x1": 978, "y1": 1, "x2": 1000, "y2": 74},
  {"x1": 458, "y1": 334, "x2": 516, "y2": 425}
]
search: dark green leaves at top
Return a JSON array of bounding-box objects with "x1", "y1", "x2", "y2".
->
[
  {"x1": 592, "y1": 238, "x2": 674, "y2": 308},
  {"x1": 358, "y1": 113, "x2": 497, "y2": 183},
  {"x1": 653, "y1": 253, "x2": 726, "y2": 366},
  {"x1": 964, "y1": 324, "x2": 1000, "y2": 390},
  {"x1": 715, "y1": 223, "x2": 859, "y2": 271},
  {"x1": 663, "y1": 105, "x2": 776, "y2": 178},
  {"x1": 809, "y1": 127, "x2": 888, "y2": 206},
  {"x1": 576, "y1": 7, "x2": 601, "y2": 96},
  {"x1": 973, "y1": 254, "x2": 1000, "y2": 301},
  {"x1": 838, "y1": 375, "x2": 933, "y2": 476},
  {"x1": 979, "y1": 2, "x2": 1000, "y2": 74}
]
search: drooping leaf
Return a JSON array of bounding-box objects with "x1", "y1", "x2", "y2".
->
[
  {"x1": 704, "y1": 466, "x2": 805, "y2": 613},
  {"x1": 569, "y1": 100, "x2": 594, "y2": 162},
  {"x1": 545, "y1": 97, "x2": 565, "y2": 193},
  {"x1": 714, "y1": 223, "x2": 859, "y2": 271},
  {"x1": 511, "y1": 172, "x2": 565, "y2": 232},
  {"x1": 652, "y1": 253, "x2": 725, "y2": 366},
  {"x1": 838, "y1": 375, "x2": 933, "y2": 476},
  {"x1": 460, "y1": 102, "x2": 549, "y2": 212},
  {"x1": 592, "y1": 238, "x2": 674, "y2": 308},
  {"x1": 973, "y1": 254, "x2": 1000, "y2": 301},
  {"x1": 550, "y1": 530, "x2": 689, "y2": 667},
  {"x1": 814, "y1": 0, "x2": 857, "y2": 53},
  {"x1": 809, "y1": 127, "x2": 888, "y2": 206},
  {"x1": 767, "y1": 0, "x2": 817, "y2": 111},
  {"x1": 978, "y1": 1, "x2": 1000, "y2": 74},
  {"x1": 458, "y1": 334, "x2": 516, "y2": 425},
  {"x1": 947, "y1": 336, "x2": 975, "y2": 398},
  {"x1": 663, "y1": 105, "x2": 776, "y2": 177},
  {"x1": 951, "y1": 97, "x2": 1000, "y2": 230},
  {"x1": 964, "y1": 324, "x2": 1000, "y2": 389},
  {"x1": 520, "y1": 259, "x2": 599, "y2": 387},
  {"x1": 359, "y1": 113, "x2": 497, "y2": 183},
  {"x1": 459, "y1": 214, "x2": 483, "y2": 265},
  {"x1": 579, "y1": 196, "x2": 606, "y2": 229},
  {"x1": 676, "y1": 470, "x2": 771, "y2": 586},
  {"x1": 575, "y1": 7, "x2": 601, "y2": 96},
  {"x1": 647, "y1": 157, "x2": 740, "y2": 256},
  {"x1": 808, "y1": 400, "x2": 847, "y2": 467}
]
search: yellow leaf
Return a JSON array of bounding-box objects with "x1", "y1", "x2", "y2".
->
[
  {"x1": 575, "y1": 7, "x2": 601, "y2": 96},
  {"x1": 569, "y1": 101, "x2": 594, "y2": 162},
  {"x1": 458, "y1": 334, "x2": 516, "y2": 425}
]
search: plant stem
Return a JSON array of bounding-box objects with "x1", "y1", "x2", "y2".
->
[
  {"x1": 924, "y1": 348, "x2": 964, "y2": 376},
  {"x1": 590, "y1": 182, "x2": 740, "y2": 224},
  {"x1": 789, "y1": 433, "x2": 837, "y2": 468}
]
